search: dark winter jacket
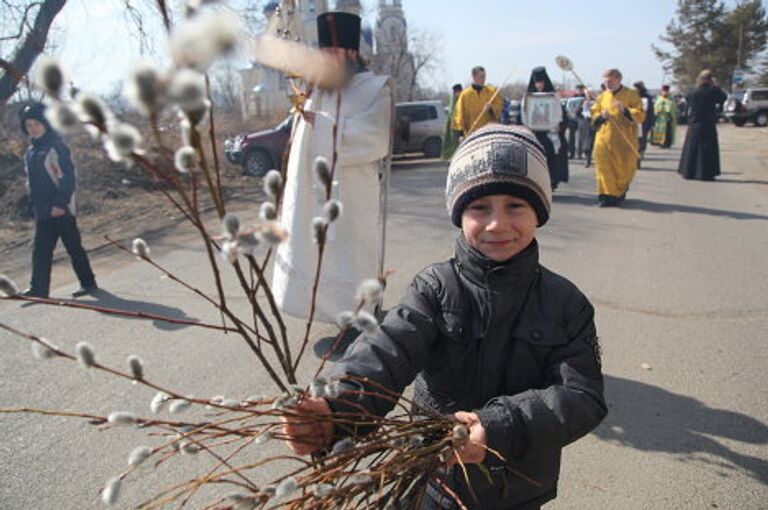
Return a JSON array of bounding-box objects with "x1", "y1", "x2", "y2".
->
[
  {"x1": 24, "y1": 130, "x2": 77, "y2": 220},
  {"x1": 328, "y1": 236, "x2": 607, "y2": 509},
  {"x1": 639, "y1": 92, "x2": 656, "y2": 131}
]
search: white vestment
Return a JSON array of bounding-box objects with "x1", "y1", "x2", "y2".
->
[{"x1": 272, "y1": 71, "x2": 392, "y2": 324}]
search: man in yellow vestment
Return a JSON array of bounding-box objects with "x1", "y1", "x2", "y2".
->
[
  {"x1": 453, "y1": 66, "x2": 504, "y2": 138},
  {"x1": 591, "y1": 69, "x2": 645, "y2": 207}
]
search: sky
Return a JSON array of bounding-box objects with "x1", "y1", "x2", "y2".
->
[{"x1": 49, "y1": 0, "x2": 763, "y2": 96}]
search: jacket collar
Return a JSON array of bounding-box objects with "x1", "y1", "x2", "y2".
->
[
  {"x1": 30, "y1": 130, "x2": 56, "y2": 149},
  {"x1": 454, "y1": 234, "x2": 540, "y2": 288}
]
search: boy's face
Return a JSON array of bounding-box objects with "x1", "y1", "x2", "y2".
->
[
  {"x1": 25, "y1": 118, "x2": 47, "y2": 139},
  {"x1": 461, "y1": 194, "x2": 537, "y2": 262}
]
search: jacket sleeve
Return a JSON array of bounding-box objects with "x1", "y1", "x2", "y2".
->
[
  {"x1": 474, "y1": 292, "x2": 607, "y2": 465},
  {"x1": 627, "y1": 92, "x2": 646, "y2": 125},
  {"x1": 490, "y1": 88, "x2": 504, "y2": 122},
  {"x1": 590, "y1": 93, "x2": 603, "y2": 123},
  {"x1": 325, "y1": 273, "x2": 441, "y2": 429},
  {"x1": 713, "y1": 87, "x2": 727, "y2": 106},
  {"x1": 51, "y1": 142, "x2": 76, "y2": 211},
  {"x1": 453, "y1": 92, "x2": 468, "y2": 134}
]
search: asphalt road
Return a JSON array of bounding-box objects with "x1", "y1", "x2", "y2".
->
[{"x1": 1, "y1": 124, "x2": 767, "y2": 509}]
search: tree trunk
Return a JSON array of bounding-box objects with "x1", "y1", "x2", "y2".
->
[{"x1": 0, "y1": 0, "x2": 67, "y2": 105}]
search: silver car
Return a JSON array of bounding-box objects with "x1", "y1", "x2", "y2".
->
[
  {"x1": 393, "y1": 100, "x2": 445, "y2": 158},
  {"x1": 725, "y1": 87, "x2": 768, "y2": 127}
]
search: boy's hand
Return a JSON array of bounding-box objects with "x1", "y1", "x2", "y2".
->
[
  {"x1": 50, "y1": 207, "x2": 66, "y2": 218},
  {"x1": 281, "y1": 396, "x2": 334, "y2": 455},
  {"x1": 449, "y1": 411, "x2": 487, "y2": 465}
]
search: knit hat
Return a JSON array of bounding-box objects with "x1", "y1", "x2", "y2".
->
[
  {"x1": 19, "y1": 103, "x2": 51, "y2": 135},
  {"x1": 446, "y1": 124, "x2": 552, "y2": 227}
]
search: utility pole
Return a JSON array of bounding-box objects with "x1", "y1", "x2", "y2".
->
[{"x1": 734, "y1": 0, "x2": 745, "y2": 93}]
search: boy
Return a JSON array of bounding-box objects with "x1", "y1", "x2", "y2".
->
[
  {"x1": 19, "y1": 103, "x2": 97, "y2": 299},
  {"x1": 285, "y1": 124, "x2": 607, "y2": 509}
]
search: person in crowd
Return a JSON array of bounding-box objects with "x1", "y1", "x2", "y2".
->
[
  {"x1": 590, "y1": 69, "x2": 645, "y2": 207},
  {"x1": 452, "y1": 66, "x2": 504, "y2": 138},
  {"x1": 633, "y1": 80, "x2": 655, "y2": 164},
  {"x1": 523, "y1": 66, "x2": 569, "y2": 191},
  {"x1": 677, "y1": 70, "x2": 727, "y2": 181},
  {"x1": 651, "y1": 85, "x2": 677, "y2": 148},
  {"x1": 441, "y1": 83, "x2": 463, "y2": 160},
  {"x1": 283, "y1": 124, "x2": 607, "y2": 510},
  {"x1": 19, "y1": 103, "x2": 98, "y2": 299},
  {"x1": 272, "y1": 12, "x2": 393, "y2": 349},
  {"x1": 580, "y1": 91, "x2": 595, "y2": 166},
  {"x1": 568, "y1": 84, "x2": 587, "y2": 159}
]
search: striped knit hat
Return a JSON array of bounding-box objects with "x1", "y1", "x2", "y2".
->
[{"x1": 446, "y1": 124, "x2": 551, "y2": 227}]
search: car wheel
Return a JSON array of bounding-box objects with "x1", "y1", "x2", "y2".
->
[
  {"x1": 733, "y1": 118, "x2": 747, "y2": 127},
  {"x1": 754, "y1": 112, "x2": 768, "y2": 127},
  {"x1": 423, "y1": 137, "x2": 442, "y2": 158},
  {"x1": 243, "y1": 150, "x2": 273, "y2": 177}
]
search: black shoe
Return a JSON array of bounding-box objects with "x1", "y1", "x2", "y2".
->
[
  {"x1": 71, "y1": 284, "x2": 98, "y2": 298},
  {"x1": 597, "y1": 194, "x2": 621, "y2": 208},
  {"x1": 21, "y1": 288, "x2": 48, "y2": 298}
]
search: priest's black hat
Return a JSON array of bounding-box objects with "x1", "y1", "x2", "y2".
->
[{"x1": 317, "y1": 12, "x2": 361, "y2": 51}]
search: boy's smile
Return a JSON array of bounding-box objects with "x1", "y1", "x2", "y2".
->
[{"x1": 461, "y1": 194, "x2": 537, "y2": 262}]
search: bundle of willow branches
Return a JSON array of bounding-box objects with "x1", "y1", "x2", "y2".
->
[{"x1": 0, "y1": 1, "x2": 471, "y2": 508}]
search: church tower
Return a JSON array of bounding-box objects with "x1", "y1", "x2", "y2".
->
[
  {"x1": 241, "y1": 0, "x2": 330, "y2": 119},
  {"x1": 374, "y1": 0, "x2": 413, "y2": 101},
  {"x1": 376, "y1": 0, "x2": 408, "y2": 55},
  {"x1": 335, "y1": 0, "x2": 373, "y2": 58}
]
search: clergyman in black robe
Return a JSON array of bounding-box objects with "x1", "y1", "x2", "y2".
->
[{"x1": 678, "y1": 70, "x2": 728, "y2": 181}]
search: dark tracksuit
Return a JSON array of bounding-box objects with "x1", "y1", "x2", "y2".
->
[{"x1": 24, "y1": 130, "x2": 95, "y2": 297}]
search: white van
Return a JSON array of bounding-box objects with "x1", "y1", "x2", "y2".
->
[{"x1": 393, "y1": 100, "x2": 446, "y2": 158}]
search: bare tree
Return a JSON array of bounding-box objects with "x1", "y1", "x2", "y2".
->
[
  {"x1": 373, "y1": 25, "x2": 442, "y2": 102},
  {"x1": 209, "y1": 59, "x2": 242, "y2": 113},
  {"x1": 501, "y1": 81, "x2": 529, "y2": 101},
  {"x1": 405, "y1": 28, "x2": 441, "y2": 101},
  {"x1": 0, "y1": 0, "x2": 67, "y2": 105}
]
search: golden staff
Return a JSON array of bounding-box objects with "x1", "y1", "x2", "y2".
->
[{"x1": 555, "y1": 55, "x2": 641, "y2": 159}]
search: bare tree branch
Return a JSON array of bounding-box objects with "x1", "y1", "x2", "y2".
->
[
  {"x1": 0, "y1": 1, "x2": 42, "y2": 42},
  {"x1": 0, "y1": 0, "x2": 66, "y2": 105}
]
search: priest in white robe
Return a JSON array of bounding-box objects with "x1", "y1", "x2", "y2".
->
[{"x1": 272, "y1": 11, "x2": 393, "y2": 325}]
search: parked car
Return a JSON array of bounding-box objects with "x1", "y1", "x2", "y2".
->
[
  {"x1": 224, "y1": 115, "x2": 293, "y2": 176},
  {"x1": 724, "y1": 87, "x2": 768, "y2": 127},
  {"x1": 393, "y1": 100, "x2": 445, "y2": 158},
  {"x1": 720, "y1": 93, "x2": 742, "y2": 122}
]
